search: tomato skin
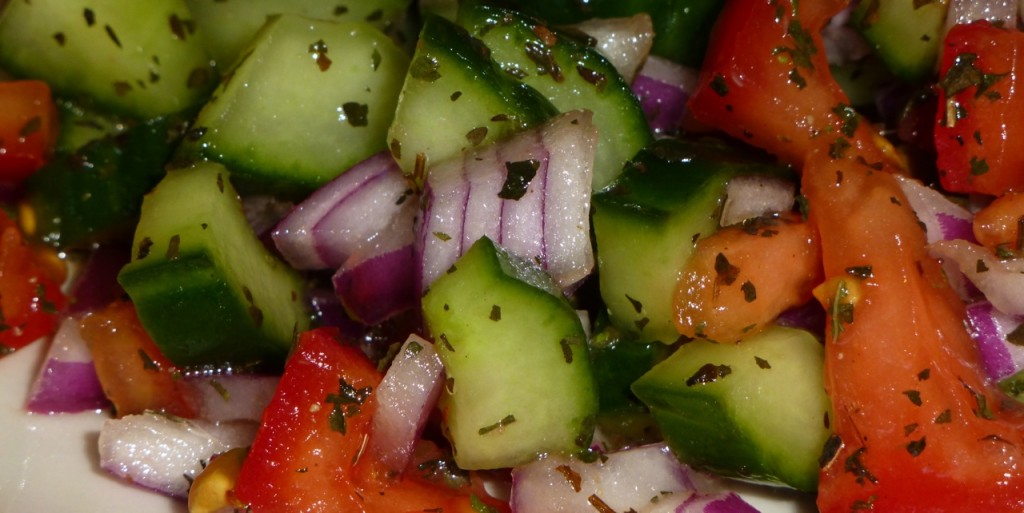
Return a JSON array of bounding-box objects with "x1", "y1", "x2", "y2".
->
[
  {"x1": 0, "y1": 210, "x2": 65, "y2": 353},
  {"x1": 687, "y1": 0, "x2": 887, "y2": 168},
  {"x1": 935, "y1": 21, "x2": 1024, "y2": 196},
  {"x1": 0, "y1": 80, "x2": 58, "y2": 184},
  {"x1": 234, "y1": 327, "x2": 508, "y2": 513},
  {"x1": 804, "y1": 148, "x2": 1024, "y2": 512}
]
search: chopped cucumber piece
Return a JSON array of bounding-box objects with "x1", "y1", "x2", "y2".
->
[
  {"x1": 458, "y1": 3, "x2": 652, "y2": 191},
  {"x1": 851, "y1": 0, "x2": 947, "y2": 83},
  {"x1": 632, "y1": 325, "x2": 831, "y2": 491},
  {"x1": 118, "y1": 163, "x2": 308, "y2": 369},
  {"x1": 0, "y1": 0, "x2": 215, "y2": 118},
  {"x1": 387, "y1": 14, "x2": 557, "y2": 181},
  {"x1": 422, "y1": 236, "x2": 598, "y2": 469},
  {"x1": 177, "y1": 15, "x2": 409, "y2": 198},
  {"x1": 592, "y1": 138, "x2": 790, "y2": 344},
  {"x1": 184, "y1": 0, "x2": 413, "y2": 68}
]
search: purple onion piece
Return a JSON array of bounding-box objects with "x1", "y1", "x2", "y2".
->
[
  {"x1": 272, "y1": 152, "x2": 406, "y2": 270},
  {"x1": 418, "y1": 110, "x2": 597, "y2": 295},
  {"x1": 775, "y1": 301, "x2": 826, "y2": 339},
  {"x1": 27, "y1": 317, "x2": 110, "y2": 414},
  {"x1": 684, "y1": 492, "x2": 763, "y2": 513},
  {"x1": 631, "y1": 56, "x2": 698, "y2": 136},
  {"x1": 332, "y1": 244, "x2": 417, "y2": 326},
  {"x1": 966, "y1": 301, "x2": 1024, "y2": 381}
]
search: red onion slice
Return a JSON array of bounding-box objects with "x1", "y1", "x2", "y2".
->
[
  {"x1": 98, "y1": 412, "x2": 258, "y2": 498},
  {"x1": 365, "y1": 334, "x2": 445, "y2": 475},
  {"x1": 272, "y1": 152, "x2": 414, "y2": 270},
  {"x1": 571, "y1": 14, "x2": 655, "y2": 84},
  {"x1": 929, "y1": 239, "x2": 1024, "y2": 315},
  {"x1": 965, "y1": 301, "x2": 1024, "y2": 381},
  {"x1": 26, "y1": 316, "x2": 109, "y2": 414},
  {"x1": 332, "y1": 244, "x2": 417, "y2": 325},
  {"x1": 419, "y1": 110, "x2": 597, "y2": 293},
  {"x1": 632, "y1": 56, "x2": 699, "y2": 136}
]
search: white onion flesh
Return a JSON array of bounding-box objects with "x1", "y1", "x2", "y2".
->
[
  {"x1": 419, "y1": 109, "x2": 597, "y2": 293},
  {"x1": 365, "y1": 334, "x2": 445, "y2": 475},
  {"x1": 720, "y1": 175, "x2": 797, "y2": 227},
  {"x1": 98, "y1": 412, "x2": 258, "y2": 498},
  {"x1": 928, "y1": 239, "x2": 1024, "y2": 315},
  {"x1": 182, "y1": 374, "x2": 279, "y2": 423},
  {"x1": 571, "y1": 14, "x2": 655, "y2": 84}
]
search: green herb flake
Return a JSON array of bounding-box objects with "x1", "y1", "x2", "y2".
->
[
  {"x1": 410, "y1": 55, "x2": 441, "y2": 82},
  {"x1": 138, "y1": 349, "x2": 160, "y2": 371},
  {"x1": 686, "y1": 363, "x2": 732, "y2": 386},
  {"x1": 710, "y1": 73, "x2": 729, "y2": 96},
  {"x1": 741, "y1": 281, "x2": 757, "y2": 302},
  {"x1": 829, "y1": 280, "x2": 855, "y2": 340},
  {"x1": 625, "y1": 294, "x2": 644, "y2": 314},
  {"x1": 36, "y1": 284, "x2": 57, "y2": 314},
  {"x1": 489, "y1": 305, "x2": 501, "y2": 321},
  {"x1": 844, "y1": 447, "x2": 878, "y2": 485},
  {"x1": 903, "y1": 390, "x2": 923, "y2": 406},
  {"x1": 466, "y1": 126, "x2": 488, "y2": 146},
  {"x1": 969, "y1": 156, "x2": 990, "y2": 176},
  {"x1": 832, "y1": 103, "x2": 860, "y2": 137},
  {"x1": 470, "y1": 494, "x2": 501, "y2": 513},
  {"x1": 1006, "y1": 324, "x2": 1024, "y2": 346},
  {"x1": 845, "y1": 265, "x2": 873, "y2": 279},
  {"x1": 935, "y1": 409, "x2": 953, "y2": 424},
  {"x1": 906, "y1": 437, "x2": 927, "y2": 457},
  {"x1": 498, "y1": 159, "x2": 540, "y2": 200},
  {"x1": 755, "y1": 356, "x2": 772, "y2": 369},
  {"x1": 433, "y1": 231, "x2": 451, "y2": 242},
  {"x1": 714, "y1": 253, "x2": 740, "y2": 286},
  {"x1": 325, "y1": 377, "x2": 372, "y2": 435},
  {"x1": 478, "y1": 414, "x2": 516, "y2": 435},
  {"x1": 977, "y1": 259, "x2": 990, "y2": 273},
  {"x1": 209, "y1": 380, "x2": 230, "y2": 401},
  {"x1": 560, "y1": 338, "x2": 575, "y2": 364},
  {"x1": 308, "y1": 39, "x2": 332, "y2": 72}
]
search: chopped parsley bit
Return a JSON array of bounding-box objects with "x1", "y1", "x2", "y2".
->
[
  {"x1": 902, "y1": 390, "x2": 923, "y2": 406},
  {"x1": 906, "y1": 437, "x2": 927, "y2": 457},
  {"x1": 851, "y1": 497, "x2": 876, "y2": 511},
  {"x1": 686, "y1": 363, "x2": 732, "y2": 386},
  {"x1": 832, "y1": 103, "x2": 860, "y2": 137},
  {"x1": 438, "y1": 333, "x2": 455, "y2": 352},
  {"x1": 576, "y1": 65, "x2": 607, "y2": 92},
  {"x1": 934, "y1": 409, "x2": 953, "y2": 424},
  {"x1": 714, "y1": 253, "x2": 741, "y2": 286},
  {"x1": 773, "y1": 19, "x2": 817, "y2": 90},
  {"x1": 498, "y1": 159, "x2": 540, "y2": 200},
  {"x1": 961, "y1": 379, "x2": 996, "y2": 420},
  {"x1": 634, "y1": 317, "x2": 650, "y2": 331},
  {"x1": 625, "y1": 294, "x2": 644, "y2": 314},
  {"x1": 554, "y1": 464, "x2": 582, "y2": 492},
  {"x1": 917, "y1": 368, "x2": 931, "y2": 381},
  {"x1": 560, "y1": 338, "x2": 574, "y2": 364},
  {"x1": 904, "y1": 423, "x2": 919, "y2": 436},
  {"x1": 976, "y1": 259, "x2": 990, "y2": 273},
  {"x1": 845, "y1": 265, "x2": 873, "y2": 280},
  {"x1": 478, "y1": 414, "x2": 516, "y2": 435},
  {"x1": 710, "y1": 73, "x2": 730, "y2": 96},
  {"x1": 489, "y1": 305, "x2": 501, "y2": 321},
  {"x1": 308, "y1": 39, "x2": 332, "y2": 72},
  {"x1": 755, "y1": 356, "x2": 772, "y2": 369},
  {"x1": 587, "y1": 494, "x2": 617, "y2": 513},
  {"x1": 410, "y1": 55, "x2": 442, "y2": 82},
  {"x1": 818, "y1": 434, "x2": 842, "y2": 468},
  {"x1": 325, "y1": 377, "x2": 372, "y2": 435},
  {"x1": 844, "y1": 447, "x2": 878, "y2": 485},
  {"x1": 939, "y1": 52, "x2": 1007, "y2": 100},
  {"x1": 166, "y1": 234, "x2": 181, "y2": 260},
  {"x1": 829, "y1": 137, "x2": 851, "y2": 159},
  {"x1": 405, "y1": 340, "x2": 424, "y2": 356},
  {"x1": 209, "y1": 380, "x2": 230, "y2": 401},
  {"x1": 741, "y1": 281, "x2": 757, "y2": 302},
  {"x1": 36, "y1": 284, "x2": 57, "y2": 314},
  {"x1": 139, "y1": 349, "x2": 160, "y2": 371},
  {"x1": 466, "y1": 126, "x2": 488, "y2": 146},
  {"x1": 969, "y1": 156, "x2": 990, "y2": 176},
  {"x1": 524, "y1": 39, "x2": 563, "y2": 82},
  {"x1": 341, "y1": 102, "x2": 369, "y2": 127},
  {"x1": 433, "y1": 231, "x2": 452, "y2": 242}
]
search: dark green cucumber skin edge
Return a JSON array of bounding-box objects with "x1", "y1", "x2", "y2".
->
[
  {"x1": 458, "y1": 2, "x2": 652, "y2": 191},
  {"x1": 422, "y1": 236, "x2": 599, "y2": 469}
]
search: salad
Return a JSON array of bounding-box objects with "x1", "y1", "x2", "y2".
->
[{"x1": 2, "y1": 0, "x2": 1024, "y2": 512}]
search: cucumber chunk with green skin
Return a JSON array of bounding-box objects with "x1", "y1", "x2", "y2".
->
[
  {"x1": 0, "y1": 0, "x2": 216, "y2": 118},
  {"x1": 422, "y1": 236, "x2": 598, "y2": 470},
  {"x1": 851, "y1": 0, "x2": 947, "y2": 83},
  {"x1": 631, "y1": 325, "x2": 831, "y2": 492},
  {"x1": 184, "y1": 0, "x2": 413, "y2": 68},
  {"x1": 387, "y1": 14, "x2": 557, "y2": 181},
  {"x1": 118, "y1": 163, "x2": 309, "y2": 369},
  {"x1": 592, "y1": 138, "x2": 791, "y2": 344},
  {"x1": 176, "y1": 15, "x2": 409, "y2": 198},
  {"x1": 26, "y1": 114, "x2": 187, "y2": 250},
  {"x1": 458, "y1": 3, "x2": 652, "y2": 191}
]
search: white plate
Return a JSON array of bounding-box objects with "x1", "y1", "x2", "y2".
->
[{"x1": 0, "y1": 339, "x2": 816, "y2": 513}]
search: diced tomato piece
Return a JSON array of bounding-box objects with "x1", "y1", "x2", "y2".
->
[
  {"x1": 233, "y1": 327, "x2": 508, "y2": 513},
  {"x1": 79, "y1": 300, "x2": 194, "y2": 418},
  {"x1": 686, "y1": 0, "x2": 889, "y2": 168},
  {"x1": 674, "y1": 213, "x2": 821, "y2": 343},
  {"x1": 0, "y1": 80, "x2": 58, "y2": 184},
  {"x1": 804, "y1": 148, "x2": 1024, "y2": 512},
  {"x1": 935, "y1": 21, "x2": 1024, "y2": 196},
  {"x1": 0, "y1": 210, "x2": 65, "y2": 354},
  {"x1": 972, "y1": 191, "x2": 1024, "y2": 255}
]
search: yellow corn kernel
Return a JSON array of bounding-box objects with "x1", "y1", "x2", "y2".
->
[{"x1": 188, "y1": 447, "x2": 248, "y2": 513}]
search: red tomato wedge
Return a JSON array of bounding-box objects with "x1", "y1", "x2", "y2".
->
[
  {"x1": 79, "y1": 300, "x2": 194, "y2": 418},
  {"x1": 0, "y1": 209, "x2": 65, "y2": 354},
  {"x1": 935, "y1": 21, "x2": 1024, "y2": 196},
  {"x1": 686, "y1": 0, "x2": 887, "y2": 168},
  {"x1": 233, "y1": 327, "x2": 508, "y2": 513},
  {"x1": 0, "y1": 80, "x2": 58, "y2": 183}
]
